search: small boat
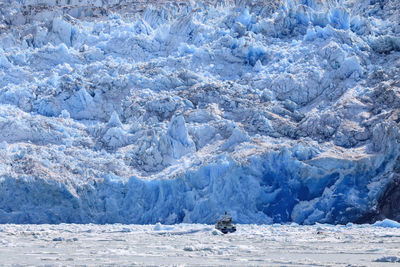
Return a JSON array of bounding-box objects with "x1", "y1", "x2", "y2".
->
[{"x1": 215, "y1": 212, "x2": 236, "y2": 234}]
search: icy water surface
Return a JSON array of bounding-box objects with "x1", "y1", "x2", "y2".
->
[{"x1": 1, "y1": 223, "x2": 400, "y2": 266}]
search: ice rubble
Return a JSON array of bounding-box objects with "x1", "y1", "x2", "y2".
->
[
  {"x1": 373, "y1": 219, "x2": 400, "y2": 228},
  {"x1": 2, "y1": 224, "x2": 400, "y2": 266},
  {"x1": 0, "y1": 0, "x2": 399, "y2": 224}
]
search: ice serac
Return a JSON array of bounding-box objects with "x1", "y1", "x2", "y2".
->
[{"x1": 0, "y1": 0, "x2": 399, "y2": 224}]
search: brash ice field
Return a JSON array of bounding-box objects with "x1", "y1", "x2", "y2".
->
[{"x1": 0, "y1": 222, "x2": 400, "y2": 266}]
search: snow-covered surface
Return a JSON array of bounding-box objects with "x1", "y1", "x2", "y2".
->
[
  {"x1": 1, "y1": 223, "x2": 400, "y2": 266},
  {"x1": 0, "y1": 0, "x2": 399, "y2": 224}
]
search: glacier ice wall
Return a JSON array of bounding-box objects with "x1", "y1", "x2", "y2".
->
[{"x1": 0, "y1": 0, "x2": 399, "y2": 224}]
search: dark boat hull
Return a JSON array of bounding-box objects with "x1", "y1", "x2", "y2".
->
[{"x1": 220, "y1": 227, "x2": 236, "y2": 234}]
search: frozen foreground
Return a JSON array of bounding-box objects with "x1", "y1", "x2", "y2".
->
[
  {"x1": 1, "y1": 222, "x2": 400, "y2": 266},
  {"x1": 0, "y1": 0, "x2": 399, "y2": 224}
]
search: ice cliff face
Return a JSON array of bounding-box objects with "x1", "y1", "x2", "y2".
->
[{"x1": 0, "y1": 0, "x2": 399, "y2": 224}]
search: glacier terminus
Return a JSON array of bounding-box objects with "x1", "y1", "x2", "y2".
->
[{"x1": 0, "y1": 0, "x2": 399, "y2": 226}]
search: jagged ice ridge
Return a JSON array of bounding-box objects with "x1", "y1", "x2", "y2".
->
[{"x1": 0, "y1": 0, "x2": 399, "y2": 224}]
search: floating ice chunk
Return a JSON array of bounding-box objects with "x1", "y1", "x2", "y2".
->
[
  {"x1": 211, "y1": 229, "x2": 222, "y2": 235},
  {"x1": 373, "y1": 219, "x2": 400, "y2": 228},
  {"x1": 374, "y1": 256, "x2": 400, "y2": 263},
  {"x1": 154, "y1": 222, "x2": 174, "y2": 231},
  {"x1": 154, "y1": 222, "x2": 162, "y2": 230}
]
